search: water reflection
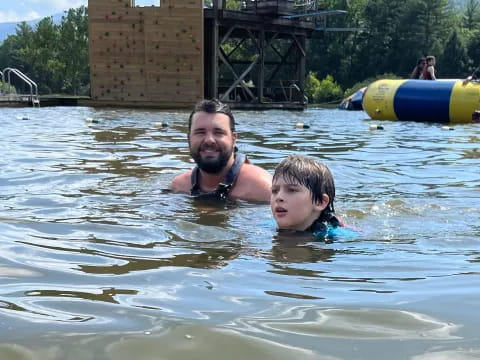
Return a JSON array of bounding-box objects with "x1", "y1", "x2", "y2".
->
[{"x1": 270, "y1": 234, "x2": 335, "y2": 265}]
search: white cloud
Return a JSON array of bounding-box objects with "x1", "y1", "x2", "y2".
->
[{"x1": 0, "y1": 10, "x2": 41, "y2": 22}]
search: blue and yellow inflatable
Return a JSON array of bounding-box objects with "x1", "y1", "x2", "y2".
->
[{"x1": 363, "y1": 79, "x2": 480, "y2": 123}]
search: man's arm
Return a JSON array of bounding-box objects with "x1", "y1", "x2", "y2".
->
[
  {"x1": 463, "y1": 76, "x2": 473, "y2": 85},
  {"x1": 429, "y1": 66, "x2": 436, "y2": 80}
]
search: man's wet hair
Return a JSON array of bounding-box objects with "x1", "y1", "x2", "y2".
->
[
  {"x1": 188, "y1": 99, "x2": 236, "y2": 133},
  {"x1": 273, "y1": 154, "x2": 336, "y2": 216}
]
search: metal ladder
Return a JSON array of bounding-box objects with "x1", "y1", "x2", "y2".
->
[{"x1": 2, "y1": 68, "x2": 40, "y2": 107}]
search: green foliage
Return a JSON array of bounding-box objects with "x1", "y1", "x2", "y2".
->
[
  {"x1": 226, "y1": 0, "x2": 242, "y2": 10},
  {"x1": 440, "y1": 30, "x2": 470, "y2": 77},
  {"x1": 305, "y1": 72, "x2": 344, "y2": 103},
  {"x1": 0, "y1": 6, "x2": 88, "y2": 95},
  {"x1": 58, "y1": 6, "x2": 89, "y2": 95},
  {"x1": 0, "y1": 81, "x2": 16, "y2": 94},
  {"x1": 305, "y1": 71, "x2": 320, "y2": 101},
  {"x1": 311, "y1": 75, "x2": 343, "y2": 103},
  {"x1": 463, "y1": 0, "x2": 480, "y2": 29}
]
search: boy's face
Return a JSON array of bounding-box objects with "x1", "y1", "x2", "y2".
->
[{"x1": 270, "y1": 176, "x2": 328, "y2": 231}]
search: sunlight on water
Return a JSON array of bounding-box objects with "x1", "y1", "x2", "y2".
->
[{"x1": 0, "y1": 106, "x2": 479, "y2": 359}]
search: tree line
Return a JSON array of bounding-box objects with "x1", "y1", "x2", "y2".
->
[
  {"x1": 0, "y1": 6, "x2": 88, "y2": 95},
  {"x1": 0, "y1": 1, "x2": 478, "y2": 98},
  {"x1": 307, "y1": 0, "x2": 480, "y2": 100}
]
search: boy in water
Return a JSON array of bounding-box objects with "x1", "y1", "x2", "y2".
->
[{"x1": 270, "y1": 154, "x2": 343, "y2": 236}]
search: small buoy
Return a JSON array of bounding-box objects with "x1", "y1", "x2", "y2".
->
[
  {"x1": 369, "y1": 124, "x2": 384, "y2": 130},
  {"x1": 16, "y1": 116, "x2": 29, "y2": 120},
  {"x1": 375, "y1": 108, "x2": 381, "y2": 114},
  {"x1": 296, "y1": 122, "x2": 310, "y2": 129},
  {"x1": 472, "y1": 110, "x2": 480, "y2": 122},
  {"x1": 154, "y1": 121, "x2": 169, "y2": 128},
  {"x1": 184, "y1": 334, "x2": 193, "y2": 340},
  {"x1": 85, "y1": 117, "x2": 99, "y2": 124},
  {"x1": 441, "y1": 126, "x2": 454, "y2": 131}
]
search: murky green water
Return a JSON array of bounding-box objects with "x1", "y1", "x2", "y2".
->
[{"x1": 0, "y1": 106, "x2": 479, "y2": 359}]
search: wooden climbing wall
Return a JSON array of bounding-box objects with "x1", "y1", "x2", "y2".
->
[{"x1": 88, "y1": 0, "x2": 204, "y2": 107}]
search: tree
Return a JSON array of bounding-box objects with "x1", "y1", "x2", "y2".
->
[
  {"x1": 58, "y1": 6, "x2": 89, "y2": 95},
  {"x1": 463, "y1": 0, "x2": 480, "y2": 30},
  {"x1": 32, "y1": 17, "x2": 63, "y2": 93},
  {"x1": 440, "y1": 30, "x2": 470, "y2": 77}
]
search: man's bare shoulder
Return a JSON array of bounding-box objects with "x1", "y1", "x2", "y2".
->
[
  {"x1": 231, "y1": 163, "x2": 272, "y2": 202},
  {"x1": 170, "y1": 170, "x2": 193, "y2": 193},
  {"x1": 240, "y1": 162, "x2": 272, "y2": 181}
]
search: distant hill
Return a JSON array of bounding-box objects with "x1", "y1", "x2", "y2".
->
[{"x1": 0, "y1": 13, "x2": 63, "y2": 43}]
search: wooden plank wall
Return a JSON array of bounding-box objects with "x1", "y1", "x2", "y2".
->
[{"x1": 88, "y1": 0, "x2": 204, "y2": 107}]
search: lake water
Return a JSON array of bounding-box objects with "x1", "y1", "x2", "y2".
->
[{"x1": 1, "y1": 106, "x2": 479, "y2": 359}]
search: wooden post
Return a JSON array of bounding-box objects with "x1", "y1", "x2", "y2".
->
[
  {"x1": 298, "y1": 35, "x2": 306, "y2": 103},
  {"x1": 258, "y1": 29, "x2": 265, "y2": 102}
]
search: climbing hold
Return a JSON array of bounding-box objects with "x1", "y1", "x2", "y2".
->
[
  {"x1": 369, "y1": 124, "x2": 384, "y2": 130},
  {"x1": 296, "y1": 122, "x2": 310, "y2": 129}
]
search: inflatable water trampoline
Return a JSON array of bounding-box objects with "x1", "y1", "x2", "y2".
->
[{"x1": 362, "y1": 79, "x2": 480, "y2": 123}]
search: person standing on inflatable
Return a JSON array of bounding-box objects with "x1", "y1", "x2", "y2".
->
[{"x1": 422, "y1": 56, "x2": 436, "y2": 80}]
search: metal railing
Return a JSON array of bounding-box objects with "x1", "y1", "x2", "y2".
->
[{"x1": 2, "y1": 68, "x2": 40, "y2": 107}]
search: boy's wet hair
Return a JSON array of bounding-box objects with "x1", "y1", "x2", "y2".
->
[
  {"x1": 188, "y1": 99, "x2": 236, "y2": 133},
  {"x1": 273, "y1": 154, "x2": 336, "y2": 216}
]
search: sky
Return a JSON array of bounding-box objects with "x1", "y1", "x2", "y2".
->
[{"x1": 0, "y1": 0, "x2": 87, "y2": 23}]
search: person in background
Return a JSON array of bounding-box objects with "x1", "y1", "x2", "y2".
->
[
  {"x1": 422, "y1": 55, "x2": 436, "y2": 80},
  {"x1": 270, "y1": 154, "x2": 344, "y2": 237},
  {"x1": 170, "y1": 99, "x2": 272, "y2": 202},
  {"x1": 410, "y1": 58, "x2": 426, "y2": 79}
]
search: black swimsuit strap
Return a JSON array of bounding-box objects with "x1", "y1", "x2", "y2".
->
[
  {"x1": 190, "y1": 153, "x2": 246, "y2": 199},
  {"x1": 305, "y1": 214, "x2": 341, "y2": 233}
]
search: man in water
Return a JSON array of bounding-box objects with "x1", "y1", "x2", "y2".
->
[{"x1": 170, "y1": 99, "x2": 272, "y2": 202}]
